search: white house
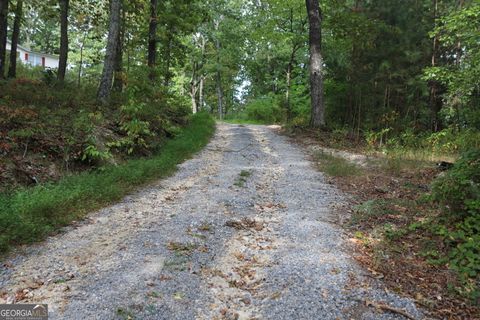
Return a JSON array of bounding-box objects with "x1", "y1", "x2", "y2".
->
[{"x1": 6, "y1": 40, "x2": 59, "y2": 69}]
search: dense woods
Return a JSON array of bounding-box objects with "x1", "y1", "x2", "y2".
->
[
  {"x1": 0, "y1": 0, "x2": 477, "y2": 141},
  {"x1": 0, "y1": 0, "x2": 478, "y2": 315}
]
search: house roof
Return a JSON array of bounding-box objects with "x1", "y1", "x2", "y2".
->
[{"x1": 6, "y1": 39, "x2": 59, "y2": 59}]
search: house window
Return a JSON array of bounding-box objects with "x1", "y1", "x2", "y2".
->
[
  {"x1": 42, "y1": 57, "x2": 45, "y2": 67},
  {"x1": 24, "y1": 53, "x2": 28, "y2": 61}
]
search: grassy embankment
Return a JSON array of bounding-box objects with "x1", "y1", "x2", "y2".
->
[{"x1": 0, "y1": 112, "x2": 215, "y2": 254}]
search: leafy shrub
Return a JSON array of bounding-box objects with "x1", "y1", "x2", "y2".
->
[
  {"x1": 425, "y1": 128, "x2": 480, "y2": 155},
  {"x1": 109, "y1": 101, "x2": 155, "y2": 155},
  {"x1": 244, "y1": 95, "x2": 284, "y2": 123},
  {"x1": 431, "y1": 149, "x2": 480, "y2": 299},
  {"x1": 432, "y1": 149, "x2": 480, "y2": 217},
  {"x1": 365, "y1": 128, "x2": 392, "y2": 148},
  {"x1": 289, "y1": 82, "x2": 310, "y2": 127},
  {"x1": 375, "y1": 127, "x2": 480, "y2": 158}
]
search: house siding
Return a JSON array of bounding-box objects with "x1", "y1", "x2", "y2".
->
[{"x1": 6, "y1": 40, "x2": 59, "y2": 69}]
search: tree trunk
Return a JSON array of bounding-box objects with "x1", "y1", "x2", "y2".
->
[
  {"x1": 164, "y1": 33, "x2": 173, "y2": 87},
  {"x1": 455, "y1": 0, "x2": 464, "y2": 66},
  {"x1": 214, "y1": 19, "x2": 224, "y2": 120},
  {"x1": 113, "y1": 8, "x2": 124, "y2": 92},
  {"x1": 190, "y1": 62, "x2": 198, "y2": 114},
  {"x1": 199, "y1": 76, "x2": 204, "y2": 111},
  {"x1": 306, "y1": 0, "x2": 325, "y2": 128},
  {"x1": 0, "y1": 0, "x2": 9, "y2": 79},
  {"x1": 429, "y1": 0, "x2": 441, "y2": 132},
  {"x1": 197, "y1": 34, "x2": 206, "y2": 112},
  {"x1": 285, "y1": 9, "x2": 301, "y2": 122},
  {"x1": 286, "y1": 62, "x2": 292, "y2": 120},
  {"x1": 190, "y1": 86, "x2": 198, "y2": 114},
  {"x1": 58, "y1": 0, "x2": 69, "y2": 83},
  {"x1": 97, "y1": 0, "x2": 122, "y2": 104},
  {"x1": 8, "y1": 0, "x2": 21, "y2": 78},
  {"x1": 147, "y1": 0, "x2": 158, "y2": 81},
  {"x1": 77, "y1": 31, "x2": 87, "y2": 86},
  {"x1": 126, "y1": 35, "x2": 131, "y2": 72},
  {"x1": 216, "y1": 70, "x2": 224, "y2": 120},
  {"x1": 286, "y1": 44, "x2": 300, "y2": 121}
]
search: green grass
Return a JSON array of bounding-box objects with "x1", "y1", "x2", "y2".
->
[
  {"x1": 234, "y1": 169, "x2": 252, "y2": 187},
  {"x1": 313, "y1": 151, "x2": 362, "y2": 177},
  {"x1": 0, "y1": 112, "x2": 215, "y2": 254},
  {"x1": 239, "y1": 170, "x2": 251, "y2": 177}
]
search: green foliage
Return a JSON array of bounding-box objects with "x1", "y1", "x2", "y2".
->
[
  {"x1": 77, "y1": 111, "x2": 112, "y2": 163},
  {"x1": 109, "y1": 101, "x2": 155, "y2": 155},
  {"x1": 0, "y1": 79, "x2": 99, "y2": 169},
  {"x1": 288, "y1": 82, "x2": 311, "y2": 127},
  {"x1": 0, "y1": 72, "x2": 194, "y2": 172},
  {"x1": 430, "y1": 149, "x2": 480, "y2": 299},
  {"x1": 424, "y1": 2, "x2": 480, "y2": 129},
  {"x1": 0, "y1": 113, "x2": 215, "y2": 254},
  {"x1": 432, "y1": 149, "x2": 480, "y2": 217},
  {"x1": 371, "y1": 128, "x2": 480, "y2": 159},
  {"x1": 124, "y1": 75, "x2": 192, "y2": 136},
  {"x1": 244, "y1": 95, "x2": 284, "y2": 124},
  {"x1": 81, "y1": 144, "x2": 112, "y2": 162},
  {"x1": 234, "y1": 170, "x2": 252, "y2": 187}
]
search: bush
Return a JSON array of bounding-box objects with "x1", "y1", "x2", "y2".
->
[
  {"x1": 244, "y1": 95, "x2": 284, "y2": 123},
  {"x1": 431, "y1": 149, "x2": 480, "y2": 299},
  {"x1": 432, "y1": 149, "x2": 480, "y2": 217},
  {"x1": 381, "y1": 127, "x2": 480, "y2": 156}
]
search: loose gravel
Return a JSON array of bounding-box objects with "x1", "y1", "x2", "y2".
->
[{"x1": 0, "y1": 123, "x2": 424, "y2": 320}]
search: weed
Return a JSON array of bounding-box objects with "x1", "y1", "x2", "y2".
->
[
  {"x1": 234, "y1": 180, "x2": 245, "y2": 187},
  {"x1": 146, "y1": 291, "x2": 161, "y2": 298},
  {"x1": 198, "y1": 222, "x2": 212, "y2": 232},
  {"x1": 145, "y1": 304, "x2": 157, "y2": 315},
  {"x1": 187, "y1": 232, "x2": 207, "y2": 240},
  {"x1": 225, "y1": 218, "x2": 264, "y2": 231},
  {"x1": 166, "y1": 241, "x2": 198, "y2": 255},
  {"x1": 240, "y1": 170, "x2": 251, "y2": 177},
  {"x1": 163, "y1": 256, "x2": 189, "y2": 271},
  {"x1": 116, "y1": 308, "x2": 135, "y2": 320},
  {"x1": 313, "y1": 151, "x2": 362, "y2": 177},
  {"x1": 173, "y1": 292, "x2": 185, "y2": 300},
  {"x1": 234, "y1": 169, "x2": 252, "y2": 187}
]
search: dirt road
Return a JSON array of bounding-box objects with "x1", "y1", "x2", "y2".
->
[{"x1": 0, "y1": 123, "x2": 422, "y2": 319}]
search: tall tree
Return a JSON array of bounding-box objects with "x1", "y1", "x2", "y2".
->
[
  {"x1": 58, "y1": 0, "x2": 69, "y2": 83},
  {"x1": 306, "y1": 0, "x2": 325, "y2": 127},
  {"x1": 8, "y1": 0, "x2": 21, "y2": 78},
  {"x1": 97, "y1": 0, "x2": 122, "y2": 104},
  {"x1": 147, "y1": 0, "x2": 158, "y2": 80},
  {"x1": 214, "y1": 18, "x2": 224, "y2": 120},
  {"x1": 112, "y1": 7, "x2": 124, "y2": 92},
  {"x1": 0, "y1": 0, "x2": 8, "y2": 78},
  {"x1": 429, "y1": 0, "x2": 441, "y2": 131}
]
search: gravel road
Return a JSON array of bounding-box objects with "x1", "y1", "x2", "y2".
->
[{"x1": 0, "y1": 123, "x2": 423, "y2": 320}]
